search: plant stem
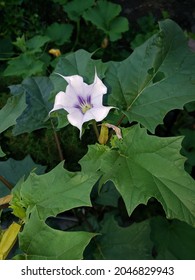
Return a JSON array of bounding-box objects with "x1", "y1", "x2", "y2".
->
[
  {"x1": 50, "y1": 119, "x2": 64, "y2": 162},
  {"x1": 92, "y1": 120, "x2": 100, "y2": 140},
  {"x1": 116, "y1": 113, "x2": 127, "y2": 126},
  {"x1": 71, "y1": 19, "x2": 80, "y2": 51},
  {"x1": 0, "y1": 176, "x2": 13, "y2": 190}
]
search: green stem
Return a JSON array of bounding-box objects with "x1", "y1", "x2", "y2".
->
[
  {"x1": 92, "y1": 120, "x2": 99, "y2": 140},
  {"x1": 50, "y1": 119, "x2": 64, "y2": 162}
]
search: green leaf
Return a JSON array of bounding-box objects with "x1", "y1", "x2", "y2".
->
[
  {"x1": 150, "y1": 216, "x2": 195, "y2": 259},
  {"x1": 19, "y1": 207, "x2": 96, "y2": 260},
  {"x1": 63, "y1": 0, "x2": 95, "y2": 21},
  {"x1": 45, "y1": 23, "x2": 73, "y2": 45},
  {"x1": 10, "y1": 162, "x2": 99, "y2": 259},
  {"x1": 0, "y1": 155, "x2": 46, "y2": 198},
  {"x1": 11, "y1": 161, "x2": 99, "y2": 220},
  {"x1": 50, "y1": 49, "x2": 107, "y2": 95},
  {"x1": 80, "y1": 125, "x2": 195, "y2": 227},
  {"x1": 106, "y1": 19, "x2": 195, "y2": 132},
  {"x1": 83, "y1": 0, "x2": 129, "y2": 41},
  {"x1": 3, "y1": 53, "x2": 45, "y2": 78},
  {"x1": 9, "y1": 77, "x2": 53, "y2": 135},
  {"x1": 26, "y1": 35, "x2": 50, "y2": 52},
  {"x1": 0, "y1": 93, "x2": 26, "y2": 133},
  {"x1": 0, "y1": 146, "x2": 5, "y2": 157},
  {"x1": 92, "y1": 214, "x2": 153, "y2": 260}
]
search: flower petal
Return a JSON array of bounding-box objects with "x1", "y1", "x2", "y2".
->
[
  {"x1": 49, "y1": 91, "x2": 67, "y2": 113},
  {"x1": 67, "y1": 108, "x2": 84, "y2": 133},
  {"x1": 83, "y1": 106, "x2": 113, "y2": 124}
]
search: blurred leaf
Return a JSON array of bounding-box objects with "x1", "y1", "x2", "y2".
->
[
  {"x1": 0, "y1": 155, "x2": 46, "y2": 197},
  {"x1": 46, "y1": 23, "x2": 73, "y2": 45},
  {"x1": 0, "y1": 38, "x2": 13, "y2": 59},
  {"x1": 151, "y1": 216, "x2": 195, "y2": 259},
  {"x1": 106, "y1": 19, "x2": 195, "y2": 132},
  {"x1": 92, "y1": 214, "x2": 152, "y2": 259},
  {"x1": 0, "y1": 93, "x2": 26, "y2": 133},
  {"x1": 80, "y1": 125, "x2": 195, "y2": 227},
  {"x1": 0, "y1": 146, "x2": 5, "y2": 157},
  {"x1": 83, "y1": 0, "x2": 129, "y2": 41},
  {"x1": 63, "y1": 0, "x2": 95, "y2": 21},
  {"x1": 4, "y1": 53, "x2": 44, "y2": 78},
  {"x1": 9, "y1": 76, "x2": 53, "y2": 135},
  {"x1": 26, "y1": 35, "x2": 50, "y2": 52}
]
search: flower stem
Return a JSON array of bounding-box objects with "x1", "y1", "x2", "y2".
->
[
  {"x1": 92, "y1": 120, "x2": 100, "y2": 140},
  {"x1": 50, "y1": 119, "x2": 64, "y2": 162}
]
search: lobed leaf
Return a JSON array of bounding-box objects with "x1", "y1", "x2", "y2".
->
[
  {"x1": 80, "y1": 125, "x2": 195, "y2": 227},
  {"x1": 83, "y1": 0, "x2": 129, "y2": 41},
  {"x1": 106, "y1": 19, "x2": 195, "y2": 132},
  {"x1": 9, "y1": 76, "x2": 53, "y2": 135}
]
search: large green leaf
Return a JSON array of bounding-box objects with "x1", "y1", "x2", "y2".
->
[
  {"x1": 106, "y1": 19, "x2": 195, "y2": 132},
  {"x1": 10, "y1": 162, "x2": 98, "y2": 259},
  {"x1": 91, "y1": 214, "x2": 153, "y2": 260},
  {"x1": 0, "y1": 93, "x2": 26, "y2": 133},
  {"x1": 83, "y1": 0, "x2": 129, "y2": 41},
  {"x1": 150, "y1": 216, "x2": 195, "y2": 259},
  {"x1": 50, "y1": 49, "x2": 107, "y2": 95},
  {"x1": 80, "y1": 125, "x2": 195, "y2": 227},
  {"x1": 11, "y1": 161, "x2": 99, "y2": 220},
  {"x1": 9, "y1": 77, "x2": 53, "y2": 135},
  {"x1": 18, "y1": 207, "x2": 96, "y2": 260}
]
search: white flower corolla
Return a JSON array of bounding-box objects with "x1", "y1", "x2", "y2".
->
[{"x1": 50, "y1": 71, "x2": 114, "y2": 137}]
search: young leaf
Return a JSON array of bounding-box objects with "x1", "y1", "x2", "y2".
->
[
  {"x1": 80, "y1": 125, "x2": 195, "y2": 227},
  {"x1": 106, "y1": 19, "x2": 195, "y2": 132},
  {"x1": 9, "y1": 77, "x2": 53, "y2": 135},
  {"x1": 83, "y1": 0, "x2": 129, "y2": 41}
]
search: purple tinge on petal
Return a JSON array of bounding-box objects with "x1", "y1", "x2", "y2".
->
[
  {"x1": 78, "y1": 95, "x2": 85, "y2": 105},
  {"x1": 87, "y1": 95, "x2": 91, "y2": 104}
]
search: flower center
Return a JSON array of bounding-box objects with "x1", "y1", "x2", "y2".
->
[{"x1": 81, "y1": 103, "x2": 92, "y2": 113}]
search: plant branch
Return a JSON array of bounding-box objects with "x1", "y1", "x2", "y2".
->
[
  {"x1": 50, "y1": 119, "x2": 64, "y2": 162},
  {"x1": 0, "y1": 176, "x2": 13, "y2": 190}
]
